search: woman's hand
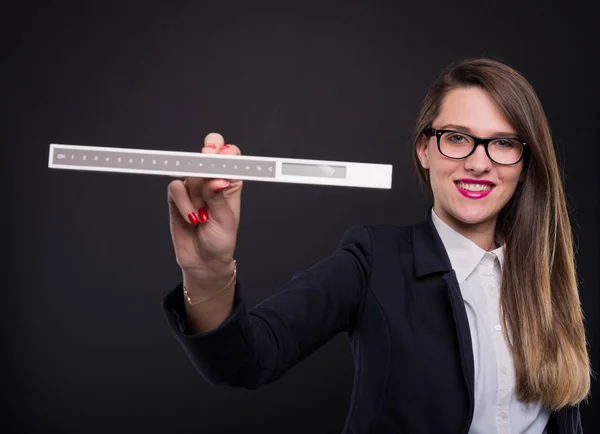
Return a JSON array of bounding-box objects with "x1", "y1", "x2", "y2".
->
[{"x1": 167, "y1": 132, "x2": 243, "y2": 278}]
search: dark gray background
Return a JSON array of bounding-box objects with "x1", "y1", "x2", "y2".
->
[{"x1": 3, "y1": 1, "x2": 598, "y2": 433}]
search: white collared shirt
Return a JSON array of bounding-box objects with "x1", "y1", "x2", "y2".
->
[{"x1": 431, "y1": 209, "x2": 550, "y2": 434}]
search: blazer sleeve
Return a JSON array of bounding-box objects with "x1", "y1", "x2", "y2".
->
[{"x1": 161, "y1": 224, "x2": 372, "y2": 389}]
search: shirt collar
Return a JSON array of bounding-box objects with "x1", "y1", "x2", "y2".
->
[{"x1": 430, "y1": 208, "x2": 504, "y2": 283}]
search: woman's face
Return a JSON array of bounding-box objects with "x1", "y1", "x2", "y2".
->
[{"x1": 417, "y1": 86, "x2": 525, "y2": 232}]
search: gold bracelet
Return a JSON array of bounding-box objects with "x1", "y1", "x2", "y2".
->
[{"x1": 183, "y1": 260, "x2": 237, "y2": 305}]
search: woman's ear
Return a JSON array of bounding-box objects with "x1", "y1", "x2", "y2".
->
[{"x1": 416, "y1": 136, "x2": 430, "y2": 169}]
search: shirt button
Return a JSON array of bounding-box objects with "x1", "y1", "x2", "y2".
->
[
  {"x1": 501, "y1": 366, "x2": 508, "y2": 374},
  {"x1": 495, "y1": 325, "x2": 502, "y2": 331},
  {"x1": 500, "y1": 412, "x2": 508, "y2": 420}
]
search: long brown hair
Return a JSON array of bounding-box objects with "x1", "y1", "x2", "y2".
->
[{"x1": 412, "y1": 58, "x2": 591, "y2": 409}]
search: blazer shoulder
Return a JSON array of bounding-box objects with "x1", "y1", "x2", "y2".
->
[
  {"x1": 337, "y1": 223, "x2": 415, "y2": 265},
  {"x1": 336, "y1": 222, "x2": 420, "y2": 266},
  {"x1": 334, "y1": 222, "x2": 411, "y2": 254},
  {"x1": 361, "y1": 223, "x2": 413, "y2": 247}
]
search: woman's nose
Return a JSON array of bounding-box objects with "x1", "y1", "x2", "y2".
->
[{"x1": 464, "y1": 143, "x2": 493, "y2": 173}]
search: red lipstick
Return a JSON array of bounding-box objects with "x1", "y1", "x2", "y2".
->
[{"x1": 454, "y1": 178, "x2": 495, "y2": 199}]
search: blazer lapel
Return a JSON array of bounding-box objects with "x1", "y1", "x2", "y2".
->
[
  {"x1": 444, "y1": 271, "x2": 475, "y2": 429},
  {"x1": 411, "y1": 211, "x2": 475, "y2": 430}
]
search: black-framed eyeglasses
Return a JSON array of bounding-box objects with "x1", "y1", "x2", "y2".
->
[{"x1": 424, "y1": 127, "x2": 527, "y2": 165}]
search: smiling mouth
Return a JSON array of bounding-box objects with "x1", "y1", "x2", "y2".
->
[{"x1": 455, "y1": 181, "x2": 494, "y2": 192}]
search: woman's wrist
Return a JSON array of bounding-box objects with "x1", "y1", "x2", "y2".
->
[{"x1": 181, "y1": 259, "x2": 237, "y2": 303}]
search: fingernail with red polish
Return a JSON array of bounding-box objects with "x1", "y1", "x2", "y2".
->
[
  {"x1": 198, "y1": 208, "x2": 209, "y2": 222},
  {"x1": 188, "y1": 212, "x2": 199, "y2": 225},
  {"x1": 205, "y1": 144, "x2": 216, "y2": 149},
  {"x1": 221, "y1": 145, "x2": 230, "y2": 150}
]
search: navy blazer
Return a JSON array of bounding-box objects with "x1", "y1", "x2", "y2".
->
[{"x1": 162, "y1": 212, "x2": 582, "y2": 433}]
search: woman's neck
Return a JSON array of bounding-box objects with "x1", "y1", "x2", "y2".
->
[{"x1": 433, "y1": 206, "x2": 498, "y2": 251}]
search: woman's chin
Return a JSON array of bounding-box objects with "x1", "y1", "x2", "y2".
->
[{"x1": 448, "y1": 205, "x2": 498, "y2": 226}]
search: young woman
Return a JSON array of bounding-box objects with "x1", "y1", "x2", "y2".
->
[{"x1": 163, "y1": 58, "x2": 591, "y2": 433}]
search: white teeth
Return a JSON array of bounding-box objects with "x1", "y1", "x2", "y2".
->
[{"x1": 457, "y1": 182, "x2": 492, "y2": 192}]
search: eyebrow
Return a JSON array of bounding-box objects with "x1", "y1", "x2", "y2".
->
[{"x1": 439, "y1": 124, "x2": 518, "y2": 137}]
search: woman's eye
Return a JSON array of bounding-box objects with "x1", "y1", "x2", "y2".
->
[
  {"x1": 449, "y1": 134, "x2": 466, "y2": 142},
  {"x1": 493, "y1": 139, "x2": 516, "y2": 148}
]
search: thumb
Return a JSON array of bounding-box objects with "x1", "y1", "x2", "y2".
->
[{"x1": 201, "y1": 179, "x2": 240, "y2": 226}]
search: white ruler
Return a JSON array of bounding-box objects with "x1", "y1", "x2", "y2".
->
[{"x1": 48, "y1": 143, "x2": 393, "y2": 189}]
